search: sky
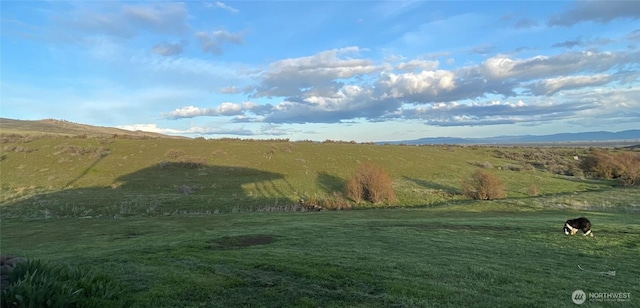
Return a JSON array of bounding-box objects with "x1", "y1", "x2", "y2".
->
[{"x1": 1, "y1": 1, "x2": 639, "y2": 142}]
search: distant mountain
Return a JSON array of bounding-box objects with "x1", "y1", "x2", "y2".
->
[{"x1": 380, "y1": 130, "x2": 640, "y2": 145}]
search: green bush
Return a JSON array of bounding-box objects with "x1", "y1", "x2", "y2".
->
[{"x1": 1, "y1": 259, "x2": 125, "y2": 308}]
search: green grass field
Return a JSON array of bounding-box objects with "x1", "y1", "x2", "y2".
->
[
  {"x1": 2, "y1": 206, "x2": 639, "y2": 307},
  {"x1": 1, "y1": 134, "x2": 639, "y2": 306}
]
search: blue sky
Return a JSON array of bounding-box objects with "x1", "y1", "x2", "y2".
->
[{"x1": 1, "y1": 1, "x2": 639, "y2": 141}]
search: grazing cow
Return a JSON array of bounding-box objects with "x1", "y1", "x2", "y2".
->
[{"x1": 563, "y1": 217, "x2": 593, "y2": 237}]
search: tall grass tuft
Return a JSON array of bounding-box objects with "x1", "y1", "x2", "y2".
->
[{"x1": 1, "y1": 258, "x2": 125, "y2": 307}]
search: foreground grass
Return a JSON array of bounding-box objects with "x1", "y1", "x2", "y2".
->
[
  {"x1": 2, "y1": 136, "x2": 638, "y2": 306},
  {"x1": 2, "y1": 204, "x2": 639, "y2": 307}
]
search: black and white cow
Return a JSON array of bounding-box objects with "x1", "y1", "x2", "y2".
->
[{"x1": 563, "y1": 217, "x2": 593, "y2": 237}]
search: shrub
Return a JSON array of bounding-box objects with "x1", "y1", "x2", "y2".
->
[
  {"x1": 501, "y1": 164, "x2": 521, "y2": 171},
  {"x1": 299, "y1": 192, "x2": 352, "y2": 211},
  {"x1": 345, "y1": 163, "x2": 396, "y2": 204},
  {"x1": 494, "y1": 148, "x2": 581, "y2": 176},
  {"x1": 468, "y1": 161, "x2": 493, "y2": 169},
  {"x1": 579, "y1": 149, "x2": 622, "y2": 179},
  {"x1": 299, "y1": 196, "x2": 323, "y2": 211},
  {"x1": 462, "y1": 170, "x2": 506, "y2": 200},
  {"x1": 528, "y1": 184, "x2": 539, "y2": 196},
  {"x1": 617, "y1": 152, "x2": 640, "y2": 186},
  {"x1": 345, "y1": 177, "x2": 363, "y2": 204},
  {"x1": 1, "y1": 258, "x2": 124, "y2": 307},
  {"x1": 164, "y1": 149, "x2": 186, "y2": 159},
  {"x1": 54, "y1": 145, "x2": 110, "y2": 158},
  {"x1": 318, "y1": 192, "x2": 352, "y2": 210},
  {"x1": 579, "y1": 149, "x2": 640, "y2": 185}
]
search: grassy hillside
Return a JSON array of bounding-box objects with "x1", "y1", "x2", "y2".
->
[
  {"x1": 0, "y1": 118, "x2": 183, "y2": 139},
  {"x1": 1, "y1": 131, "x2": 639, "y2": 307},
  {"x1": 0, "y1": 134, "x2": 625, "y2": 218}
]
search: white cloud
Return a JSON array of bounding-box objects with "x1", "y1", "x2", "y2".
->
[
  {"x1": 165, "y1": 105, "x2": 231, "y2": 119},
  {"x1": 377, "y1": 70, "x2": 456, "y2": 101},
  {"x1": 399, "y1": 99, "x2": 597, "y2": 127},
  {"x1": 117, "y1": 123, "x2": 256, "y2": 136},
  {"x1": 213, "y1": 1, "x2": 239, "y2": 14},
  {"x1": 164, "y1": 102, "x2": 261, "y2": 119},
  {"x1": 117, "y1": 123, "x2": 181, "y2": 134},
  {"x1": 526, "y1": 74, "x2": 612, "y2": 95},
  {"x1": 395, "y1": 60, "x2": 439, "y2": 71},
  {"x1": 251, "y1": 46, "x2": 379, "y2": 97},
  {"x1": 159, "y1": 47, "x2": 639, "y2": 127},
  {"x1": 219, "y1": 86, "x2": 242, "y2": 94},
  {"x1": 478, "y1": 51, "x2": 636, "y2": 81}
]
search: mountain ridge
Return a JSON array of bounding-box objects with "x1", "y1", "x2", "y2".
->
[
  {"x1": 1, "y1": 118, "x2": 638, "y2": 144},
  {"x1": 381, "y1": 129, "x2": 640, "y2": 145}
]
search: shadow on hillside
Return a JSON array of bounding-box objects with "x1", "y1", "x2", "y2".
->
[
  {"x1": 316, "y1": 172, "x2": 346, "y2": 194},
  {"x1": 64, "y1": 155, "x2": 107, "y2": 188},
  {"x1": 2, "y1": 162, "x2": 293, "y2": 219}
]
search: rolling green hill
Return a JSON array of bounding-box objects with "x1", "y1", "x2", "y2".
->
[
  {"x1": 1, "y1": 121, "x2": 636, "y2": 217},
  {"x1": 1, "y1": 119, "x2": 639, "y2": 307}
]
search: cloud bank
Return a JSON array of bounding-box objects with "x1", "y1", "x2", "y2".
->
[{"x1": 164, "y1": 46, "x2": 639, "y2": 127}]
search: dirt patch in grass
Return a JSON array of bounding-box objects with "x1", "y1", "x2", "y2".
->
[{"x1": 208, "y1": 235, "x2": 276, "y2": 250}]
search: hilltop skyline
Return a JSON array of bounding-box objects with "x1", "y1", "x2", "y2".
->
[{"x1": 2, "y1": 1, "x2": 639, "y2": 141}]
